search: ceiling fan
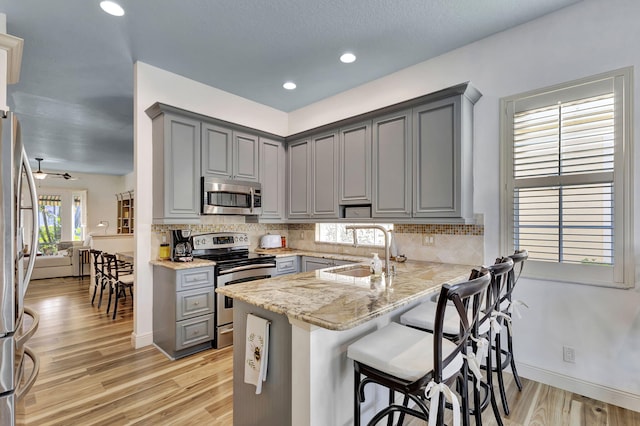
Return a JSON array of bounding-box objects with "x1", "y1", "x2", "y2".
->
[{"x1": 33, "y1": 158, "x2": 77, "y2": 180}]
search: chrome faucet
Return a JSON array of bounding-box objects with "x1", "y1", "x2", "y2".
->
[{"x1": 345, "y1": 225, "x2": 392, "y2": 277}]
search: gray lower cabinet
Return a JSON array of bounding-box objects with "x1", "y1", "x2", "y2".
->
[
  {"x1": 301, "y1": 256, "x2": 353, "y2": 272},
  {"x1": 201, "y1": 123, "x2": 259, "y2": 182},
  {"x1": 260, "y1": 137, "x2": 286, "y2": 220},
  {"x1": 372, "y1": 110, "x2": 412, "y2": 218},
  {"x1": 153, "y1": 265, "x2": 215, "y2": 359},
  {"x1": 275, "y1": 255, "x2": 299, "y2": 276},
  {"x1": 339, "y1": 121, "x2": 372, "y2": 205},
  {"x1": 148, "y1": 107, "x2": 201, "y2": 222}
]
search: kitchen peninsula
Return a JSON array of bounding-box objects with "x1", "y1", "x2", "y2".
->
[{"x1": 217, "y1": 259, "x2": 473, "y2": 426}]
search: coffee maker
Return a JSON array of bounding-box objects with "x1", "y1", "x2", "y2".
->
[{"x1": 171, "y1": 229, "x2": 193, "y2": 262}]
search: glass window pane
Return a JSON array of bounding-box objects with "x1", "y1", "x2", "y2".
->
[{"x1": 38, "y1": 195, "x2": 62, "y2": 255}]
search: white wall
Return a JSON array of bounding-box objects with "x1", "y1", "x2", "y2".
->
[
  {"x1": 289, "y1": 0, "x2": 640, "y2": 409},
  {"x1": 35, "y1": 172, "x2": 128, "y2": 236},
  {"x1": 134, "y1": 62, "x2": 288, "y2": 348},
  {"x1": 135, "y1": 0, "x2": 640, "y2": 409}
]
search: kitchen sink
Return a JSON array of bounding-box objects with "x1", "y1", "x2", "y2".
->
[{"x1": 324, "y1": 264, "x2": 372, "y2": 278}]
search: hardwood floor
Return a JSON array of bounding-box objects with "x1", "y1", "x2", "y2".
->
[
  {"x1": 21, "y1": 276, "x2": 640, "y2": 425},
  {"x1": 22, "y1": 276, "x2": 233, "y2": 425}
]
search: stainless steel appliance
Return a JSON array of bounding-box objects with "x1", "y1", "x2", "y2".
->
[
  {"x1": 201, "y1": 177, "x2": 262, "y2": 216},
  {"x1": 192, "y1": 232, "x2": 275, "y2": 348},
  {"x1": 170, "y1": 229, "x2": 193, "y2": 262},
  {"x1": 1, "y1": 111, "x2": 40, "y2": 426}
]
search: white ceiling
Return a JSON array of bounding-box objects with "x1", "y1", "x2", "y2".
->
[{"x1": 0, "y1": 0, "x2": 581, "y2": 175}]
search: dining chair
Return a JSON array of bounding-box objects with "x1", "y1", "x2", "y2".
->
[
  {"x1": 89, "y1": 249, "x2": 103, "y2": 306},
  {"x1": 103, "y1": 253, "x2": 134, "y2": 320},
  {"x1": 347, "y1": 267, "x2": 491, "y2": 425}
]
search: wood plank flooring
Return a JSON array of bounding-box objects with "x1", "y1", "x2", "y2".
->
[
  {"x1": 21, "y1": 276, "x2": 640, "y2": 425},
  {"x1": 22, "y1": 276, "x2": 233, "y2": 425}
]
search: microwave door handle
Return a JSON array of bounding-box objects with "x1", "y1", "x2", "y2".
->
[
  {"x1": 249, "y1": 187, "x2": 254, "y2": 214},
  {"x1": 21, "y1": 145, "x2": 39, "y2": 289}
]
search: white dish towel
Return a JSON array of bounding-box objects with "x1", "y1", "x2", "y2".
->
[{"x1": 244, "y1": 314, "x2": 270, "y2": 394}]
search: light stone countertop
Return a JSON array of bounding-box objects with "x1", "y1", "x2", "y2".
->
[
  {"x1": 149, "y1": 249, "x2": 368, "y2": 270},
  {"x1": 149, "y1": 258, "x2": 216, "y2": 270},
  {"x1": 217, "y1": 259, "x2": 474, "y2": 331}
]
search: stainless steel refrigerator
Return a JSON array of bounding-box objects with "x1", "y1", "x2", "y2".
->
[{"x1": 0, "y1": 111, "x2": 40, "y2": 425}]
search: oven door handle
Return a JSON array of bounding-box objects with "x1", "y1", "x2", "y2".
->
[{"x1": 218, "y1": 263, "x2": 277, "y2": 275}]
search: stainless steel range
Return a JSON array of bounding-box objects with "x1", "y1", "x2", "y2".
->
[{"x1": 192, "y1": 232, "x2": 276, "y2": 348}]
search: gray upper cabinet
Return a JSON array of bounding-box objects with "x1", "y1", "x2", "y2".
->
[
  {"x1": 149, "y1": 107, "x2": 201, "y2": 223},
  {"x1": 233, "y1": 131, "x2": 260, "y2": 182},
  {"x1": 339, "y1": 121, "x2": 371, "y2": 205},
  {"x1": 287, "y1": 132, "x2": 339, "y2": 220},
  {"x1": 412, "y1": 91, "x2": 478, "y2": 222},
  {"x1": 372, "y1": 110, "x2": 412, "y2": 218},
  {"x1": 202, "y1": 124, "x2": 259, "y2": 182},
  {"x1": 259, "y1": 137, "x2": 286, "y2": 220},
  {"x1": 311, "y1": 131, "x2": 339, "y2": 218},
  {"x1": 287, "y1": 139, "x2": 312, "y2": 218},
  {"x1": 201, "y1": 123, "x2": 232, "y2": 178}
]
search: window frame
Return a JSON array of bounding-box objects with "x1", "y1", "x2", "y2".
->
[
  {"x1": 37, "y1": 188, "x2": 88, "y2": 249},
  {"x1": 499, "y1": 67, "x2": 634, "y2": 288},
  {"x1": 315, "y1": 223, "x2": 393, "y2": 247}
]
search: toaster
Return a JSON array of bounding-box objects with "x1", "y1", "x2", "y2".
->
[{"x1": 260, "y1": 234, "x2": 282, "y2": 249}]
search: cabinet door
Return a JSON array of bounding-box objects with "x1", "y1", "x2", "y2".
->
[
  {"x1": 301, "y1": 256, "x2": 333, "y2": 272},
  {"x1": 275, "y1": 255, "x2": 299, "y2": 276},
  {"x1": 287, "y1": 139, "x2": 311, "y2": 218},
  {"x1": 339, "y1": 121, "x2": 371, "y2": 204},
  {"x1": 311, "y1": 132, "x2": 339, "y2": 218},
  {"x1": 413, "y1": 97, "x2": 461, "y2": 218},
  {"x1": 157, "y1": 113, "x2": 201, "y2": 219},
  {"x1": 234, "y1": 131, "x2": 259, "y2": 181},
  {"x1": 201, "y1": 123, "x2": 233, "y2": 179},
  {"x1": 259, "y1": 138, "x2": 285, "y2": 220},
  {"x1": 372, "y1": 110, "x2": 412, "y2": 218}
]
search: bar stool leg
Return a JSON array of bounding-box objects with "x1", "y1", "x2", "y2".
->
[
  {"x1": 495, "y1": 332, "x2": 510, "y2": 415},
  {"x1": 354, "y1": 368, "x2": 361, "y2": 426},
  {"x1": 507, "y1": 328, "x2": 523, "y2": 391}
]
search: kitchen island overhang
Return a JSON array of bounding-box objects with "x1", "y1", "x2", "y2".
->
[{"x1": 217, "y1": 260, "x2": 473, "y2": 426}]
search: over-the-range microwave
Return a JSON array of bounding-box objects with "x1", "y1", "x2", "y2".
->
[{"x1": 201, "y1": 177, "x2": 262, "y2": 215}]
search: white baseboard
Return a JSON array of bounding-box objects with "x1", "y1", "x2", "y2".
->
[
  {"x1": 130, "y1": 331, "x2": 153, "y2": 349},
  {"x1": 517, "y1": 362, "x2": 640, "y2": 413}
]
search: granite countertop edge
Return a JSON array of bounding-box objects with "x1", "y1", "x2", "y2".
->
[{"x1": 217, "y1": 260, "x2": 473, "y2": 331}]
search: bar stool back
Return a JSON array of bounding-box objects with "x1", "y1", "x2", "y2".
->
[
  {"x1": 493, "y1": 250, "x2": 528, "y2": 415},
  {"x1": 347, "y1": 267, "x2": 491, "y2": 426}
]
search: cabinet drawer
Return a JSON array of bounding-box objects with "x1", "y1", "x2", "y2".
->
[
  {"x1": 176, "y1": 287, "x2": 214, "y2": 321},
  {"x1": 175, "y1": 314, "x2": 214, "y2": 350},
  {"x1": 176, "y1": 267, "x2": 214, "y2": 291},
  {"x1": 276, "y1": 256, "x2": 299, "y2": 275},
  {"x1": 344, "y1": 206, "x2": 371, "y2": 218}
]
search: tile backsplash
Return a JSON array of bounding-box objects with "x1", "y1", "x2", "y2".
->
[{"x1": 151, "y1": 222, "x2": 483, "y2": 265}]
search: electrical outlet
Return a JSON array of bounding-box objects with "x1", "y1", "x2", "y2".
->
[
  {"x1": 563, "y1": 346, "x2": 575, "y2": 363},
  {"x1": 300, "y1": 231, "x2": 305, "y2": 240},
  {"x1": 422, "y1": 234, "x2": 435, "y2": 246}
]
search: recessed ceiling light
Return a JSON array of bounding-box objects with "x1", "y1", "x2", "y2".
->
[
  {"x1": 283, "y1": 81, "x2": 297, "y2": 90},
  {"x1": 100, "y1": 1, "x2": 125, "y2": 16},
  {"x1": 340, "y1": 53, "x2": 356, "y2": 64}
]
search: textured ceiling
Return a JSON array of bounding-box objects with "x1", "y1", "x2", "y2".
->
[{"x1": 0, "y1": 0, "x2": 581, "y2": 175}]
